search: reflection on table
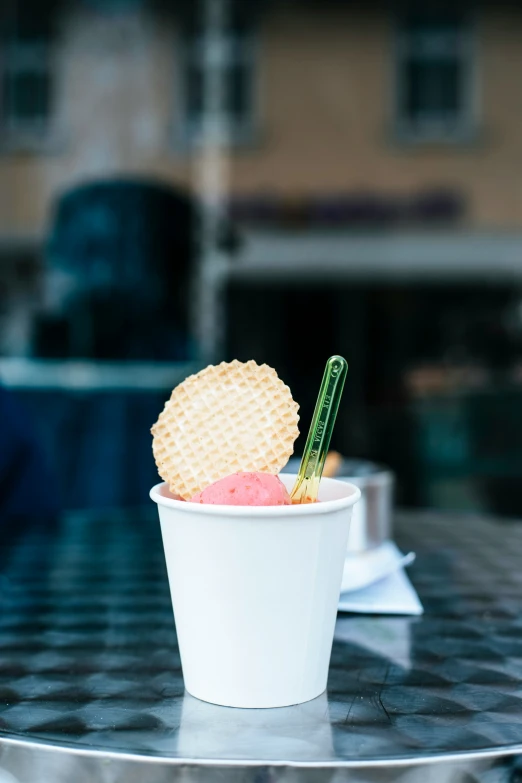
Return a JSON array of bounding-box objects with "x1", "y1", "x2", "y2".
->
[{"x1": 0, "y1": 509, "x2": 520, "y2": 781}]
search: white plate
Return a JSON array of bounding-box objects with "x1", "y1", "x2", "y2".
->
[{"x1": 341, "y1": 541, "x2": 415, "y2": 593}]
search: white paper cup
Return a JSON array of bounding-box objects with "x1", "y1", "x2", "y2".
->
[{"x1": 150, "y1": 474, "x2": 360, "y2": 709}]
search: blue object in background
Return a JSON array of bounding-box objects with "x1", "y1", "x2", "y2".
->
[
  {"x1": 42, "y1": 179, "x2": 197, "y2": 361},
  {"x1": 0, "y1": 385, "x2": 60, "y2": 522},
  {"x1": 14, "y1": 388, "x2": 167, "y2": 510}
]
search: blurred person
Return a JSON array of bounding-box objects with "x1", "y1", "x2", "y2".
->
[{"x1": 0, "y1": 384, "x2": 60, "y2": 526}]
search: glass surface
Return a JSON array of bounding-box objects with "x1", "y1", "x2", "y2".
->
[
  {"x1": 0, "y1": 509, "x2": 521, "y2": 768},
  {"x1": 404, "y1": 60, "x2": 460, "y2": 118}
]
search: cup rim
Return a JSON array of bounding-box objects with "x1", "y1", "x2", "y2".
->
[{"x1": 150, "y1": 473, "x2": 361, "y2": 518}]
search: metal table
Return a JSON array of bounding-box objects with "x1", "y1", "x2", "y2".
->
[{"x1": 0, "y1": 511, "x2": 521, "y2": 782}]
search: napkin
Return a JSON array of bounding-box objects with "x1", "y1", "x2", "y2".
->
[{"x1": 338, "y1": 542, "x2": 423, "y2": 616}]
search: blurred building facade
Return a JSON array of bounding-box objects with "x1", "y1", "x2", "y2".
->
[
  {"x1": 2, "y1": 0, "x2": 522, "y2": 512},
  {"x1": 1, "y1": 1, "x2": 522, "y2": 231},
  {"x1": 1, "y1": 0, "x2": 522, "y2": 351}
]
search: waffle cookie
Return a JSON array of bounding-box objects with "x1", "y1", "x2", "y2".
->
[{"x1": 151, "y1": 360, "x2": 300, "y2": 500}]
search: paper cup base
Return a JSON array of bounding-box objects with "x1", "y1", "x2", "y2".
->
[{"x1": 151, "y1": 474, "x2": 360, "y2": 709}]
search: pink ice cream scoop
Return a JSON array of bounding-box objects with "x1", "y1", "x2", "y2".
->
[{"x1": 190, "y1": 472, "x2": 291, "y2": 506}]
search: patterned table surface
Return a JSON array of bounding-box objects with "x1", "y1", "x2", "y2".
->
[{"x1": 0, "y1": 508, "x2": 522, "y2": 774}]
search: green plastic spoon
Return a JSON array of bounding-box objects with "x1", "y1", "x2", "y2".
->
[{"x1": 290, "y1": 355, "x2": 348, "y2": 504}]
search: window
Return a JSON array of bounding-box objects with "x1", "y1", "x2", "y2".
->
[
  {"x1": 395, "y1": 8, "x2": 475, "y2": 142},
  {"x1": 180, "y1": 4, "x2": 256, "y2": 145},
  {"x1": 0, "y1": 2, "x2": 55, "y2": 146}
]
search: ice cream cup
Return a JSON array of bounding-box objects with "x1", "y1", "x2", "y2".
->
[{"x1": 150, "y1": 473, "x2": 361, "y2": 709}]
